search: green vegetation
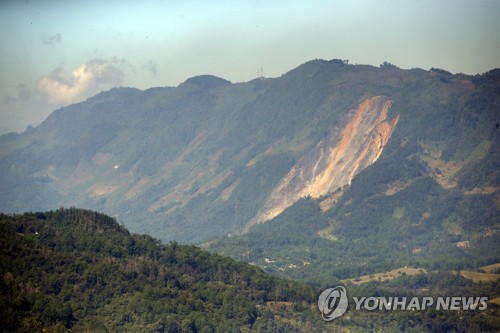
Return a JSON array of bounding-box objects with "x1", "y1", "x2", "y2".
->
[
  {"x1": 210, "y1": 189, "x2": 499, "y2": 287},
  {"x1": 2, "y1": 208, "x2": 498, "y2": 332},
  {"x1": 342, "y1": 267, "x2": 427, "y2": 285},
  {"x1": 0, "y1": 208, "x2": 326, "y2": 332},
  {"x1": 340, "y1": 271, "x2": 500, "y2": 332},
  {"x1": 210, "y1": 198, "x2": 500, "y2": 331},
  {"x1": 0, "y1": 59, "x2": 498, "y2": 331},
  {"x1": 460, "y1": 270, "x2": 500, "y2": 283},
  {"x1": 1, "y1": 60, "x2": 497, "y2": 244}
]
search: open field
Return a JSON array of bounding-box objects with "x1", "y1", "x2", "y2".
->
[
  {"x1": 488, "y1": 298, "x2": 500, "y2": 306},
  {"x1": 342, "y1": 267, "x2": 427, "y2": 285},
  {"x1": 479, "y1": 263, "x2": 500, "y2": 274},
  {"x1": 460, "y1": 270, "x2": 500, "y2": 283},
  {"x1": 342, "y1": 264, "x2": 500, "y2": 285}
]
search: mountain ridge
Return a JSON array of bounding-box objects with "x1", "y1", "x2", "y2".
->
[{"x1": 0, "y1": 59, "x2": 498, "y2": 244}]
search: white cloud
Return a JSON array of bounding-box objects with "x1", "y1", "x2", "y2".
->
[
  {"x1": 0, "y1": 58, "x2": 128, "y2": 135},
  {"x1": 37, "y1": 58, "x2": 125, "y2": 105}
]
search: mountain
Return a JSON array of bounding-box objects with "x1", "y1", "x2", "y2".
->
[
  {"x1": 1, "y1": 57, "x2": 499, "y2": 332},
  {"x1": 2, "y1": 209, "x2": 499, "y2": 332},
  {"x1": 243, "y1": 95, "x2": 399, "y2": 232},
  {"x1": 0, "y1": 60, "x2": 498, "y2": 245},
  {"x1": 0, "y1": 208, "x2": 326, "y2": 332}
]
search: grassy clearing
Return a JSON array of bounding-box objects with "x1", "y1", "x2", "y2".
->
[
  {"x1": 316, "y1": 225, "x2": 337, "y2": 241},
  {"x1": 479, "y1": 263, "x2": 500, "y2": 274},
  {"x1": 417, "y1": 139, "x2": 492, "y2": 190},
  {"x1": 460, "y1": 270, "x2": 500, "y2": 283},
  {"x1": 468, "y1": 139, "x2": 492, "y2": 162},
  {"x1": 342, "y1": 265, "x2": 500, "y2": 285},
  {"x1": 488, "y1": 298, "x2": 500, "y2": 306},
  {"x1": 342, "y1": 267, "x2": 427, "y2": 285},
  {"x1": 342, "y1": 263, "x2": 500, "y2": 285}
]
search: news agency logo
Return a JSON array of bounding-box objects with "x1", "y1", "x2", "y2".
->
[
  {"x1": 318, "y1": 286, "x2": 489, "y2": 322},
  {"x1": 317, "y1": 286, "x2": 348, "y2": 321}
]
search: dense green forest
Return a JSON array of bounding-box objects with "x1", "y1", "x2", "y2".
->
[
  {"x1": 208, "y1": 199, "x2": 499, "y2": 332},
  {"x1": 1, "y1": 208, "x2": 499, "y2": 332},
  {"x1": 210, "y1": 194, "x2": 499, "y2": 286},
  {"x1": 0, "y1": 208, "x2": 325, "y2": 332}
]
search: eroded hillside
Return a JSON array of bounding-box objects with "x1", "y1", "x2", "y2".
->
[
  {"x1": 0, "y1": 60, "x2": 498, "y2": 243},
  {"x1": 246, "y1": 96, "x2": 399, "y2": 230}
]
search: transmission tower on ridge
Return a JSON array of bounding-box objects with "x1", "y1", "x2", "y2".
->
[{"x1": 257, "y1": 67, "x2": 265, "y2": 79}]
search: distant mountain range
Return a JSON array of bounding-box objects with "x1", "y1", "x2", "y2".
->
[{"x1": 0, "y1": 59, "x2": 498, "y2": 245}]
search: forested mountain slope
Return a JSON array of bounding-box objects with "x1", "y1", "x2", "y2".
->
[
  {"x1": 2, "y1": 209, "x2": 498, "y2": 332},
  {"x1": 0, "y1": 208, "x2": 325, "y2": 332},
  {"x1": 0, "y1": 60, "x2": 498, "y2": 244}
]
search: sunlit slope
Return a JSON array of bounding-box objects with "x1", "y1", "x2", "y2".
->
[{"x1": 246, "y1": 96, "x2": 399, "y2": 231}]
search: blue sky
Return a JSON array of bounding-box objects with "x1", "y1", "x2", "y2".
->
[{"x1": 1, "y1": 0, "x2": 499, "y2": 134}]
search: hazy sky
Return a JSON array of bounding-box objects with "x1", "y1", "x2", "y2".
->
[{"x1": 1, "y1": 0, "x2": 499, "y2": 134}]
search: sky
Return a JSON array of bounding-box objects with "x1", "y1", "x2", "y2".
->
[{"x1": 0, "y1": 0, "x2": 499, "y2": 134}]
